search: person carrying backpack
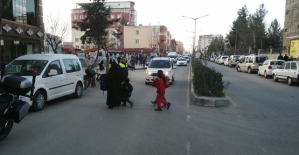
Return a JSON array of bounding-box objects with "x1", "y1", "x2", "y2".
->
[
  {"x1": 151, "y1": 70, "x2": 169, "y2": 106},
  {"x1": 121, "y1": 77, "x2": 134, "y2": 107},
  {"x1": 152, "y1": 70, "x2": 171, "y2": 111}
]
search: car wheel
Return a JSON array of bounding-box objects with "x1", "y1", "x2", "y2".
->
[
  {"x1": 32, "y1": 90, "x2": 46, "y2": 111},
  {"x1": 273, "y1": 74, "x2": 278, "y2": 82},
  {"x1": 73, "y1": 82, "x2": 83, "y2": 98},
  {"x1": 264, "y1": 71, "x2": 268, "y2": 79},
  {"x1": 287, "y1": 77, "x2": 293, "y2": 86},
  {"x1": 247, "y1": 67, "x2": 252, "y2": 74},
  {"x1": 258, "y1": 70, "x2": 261, "y2": 76}
]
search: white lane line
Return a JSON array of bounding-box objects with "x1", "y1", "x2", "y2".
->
[
  {"x1": 186, "y1": 65, "x2": 191, "y2": 108},
  {"x1": 187, "y1": 115, "x2": 191, "y2": 121},
  {"x1": 186, "y1": 141, "x2": 190, "y2": 155}
]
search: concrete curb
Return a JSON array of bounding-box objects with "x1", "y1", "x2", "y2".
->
[{"x1": 190, "y1": 73, "x2": 230, "y2": 107}]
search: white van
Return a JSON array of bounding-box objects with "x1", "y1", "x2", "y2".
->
[
  {"x1": 4, "y1": 54, "x2": 84, "y2": 111},
  {"x1": 145, "y1": 57, "x2": 176, "y2": 85},
  {"x1": 167, "y1": 52, "x2": 178, "y2": 63}
]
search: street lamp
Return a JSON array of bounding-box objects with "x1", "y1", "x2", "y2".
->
[{"x1": 182, "y1": 14, "x2": 208, "y2": 51}]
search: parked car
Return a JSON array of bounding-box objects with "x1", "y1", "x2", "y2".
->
[
  {"x1": 272, "y1": 61, "x2": 299, "y2": 86},
  {"x1": 236, "y1": 54, "x2": 268, "y2": 73},
  {"x1": 145, "y1": 57, "x2": 176, "y2": 85},
  {"x1": 4, "y1": 54, "x2": 84, "y2": 111},
  {"x1": 228, "y1": 55, "x2": 241, "y2": 68},
  {"x1": 215, "y1": 56, "x2": 221, "y2": 64},
  {"x1": 176, "y1": 57, "x2": 188, "y2": 66},
  {"x1": 218, "y1": 56, "x2": 228, "y2": 65},
  {"x1": 258, "y1": 60, "x2": 285, "y2": 78},
  {"x1": 224, "y1": 57, "x2": 230, "y2": 66}
]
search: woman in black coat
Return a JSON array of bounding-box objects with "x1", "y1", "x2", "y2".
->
[{"x1": 106, "y1": 59, "x2": 122, "y2": 109}]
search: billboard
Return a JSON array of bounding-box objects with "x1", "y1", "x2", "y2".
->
[
  {"x1": 152, "y1": 26, "x2": 158, "y2": 36},
  {"x1": 290, "y1": 39, "x2": 299, "y2": 58}
]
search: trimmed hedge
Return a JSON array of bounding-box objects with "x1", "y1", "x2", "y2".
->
[{"x1": 191, "y1": 58, "x2": 227, "y2": 97}]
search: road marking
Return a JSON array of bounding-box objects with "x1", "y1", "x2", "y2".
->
[
  {"x1": 186, "y1": 141, "x2": 190, "y2": 155},
  {"x1": 187, "y1": 115, "x2": 191, "y2": 121},
  {"x1": 186, "y1": 65, "x2": 190, "y2": 108}
]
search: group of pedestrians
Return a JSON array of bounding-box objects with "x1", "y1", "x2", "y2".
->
[
  {"x1": 277, "y1": 53, "x2": 295, "y2": 61},
  {"x1": 129, "y1": 54, "x2": 148, "y2": 68},
  {"x1": 105, "y1": 56, "x2": 171, "y2": 111}
]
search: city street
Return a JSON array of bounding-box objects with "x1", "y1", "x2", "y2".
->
[{"x1": 0, "y1": 62, "x2": 299, "y2": 155}]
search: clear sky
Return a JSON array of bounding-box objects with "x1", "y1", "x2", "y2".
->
[{"x1": 43, "y1": 0, "x2": 286, "y2": 51}]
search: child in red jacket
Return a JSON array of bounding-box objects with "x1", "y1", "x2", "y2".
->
[{"x1": 152, "y1": 70, "x2": 171, "y2": 111}]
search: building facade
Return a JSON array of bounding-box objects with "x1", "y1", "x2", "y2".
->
[
  {"x1": 283, "y1": 0, "x2": 299, "y2": 58},
  {"x1": 197, "y1": 34, "x2": 222, "y2": 53},
  {"x1": 1, "y1": 0, "x2": 44, "y2": 62},
  {"x1": 120, "y1": 25, "x2": 172, "y2": 56},
  {"x1": 176, "y1": 41, "x2": 184, "y2": 54},
  {"x1": 71, "y1": 1, "x2": 136, "y2": 50}
]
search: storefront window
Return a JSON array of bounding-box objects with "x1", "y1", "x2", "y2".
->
[{"x1": 1, "y1": 0, "x2": 37, "y2": 26}]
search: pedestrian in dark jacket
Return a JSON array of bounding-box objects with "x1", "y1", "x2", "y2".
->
[
  {"x1": 277, "y1": 53, "x2": 283, "y2": 60},
  {"x1": 284, "y1": 54, "x2": 289, "y2": 61},
  {"x1": 121, "y1": 77, "x2": 134, "y2": 107}
]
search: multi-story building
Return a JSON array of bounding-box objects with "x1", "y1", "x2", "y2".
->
[
  {"x1": 283, "y1": 0, "x2": 299, "y2": 58},
  {"x1": 1, "y1": 0, "x2": 44, "y2": 62},
  {"x1": 119, "y1": 25, "x2": 172, "y2": 56},
  {"x1": 197, "y1": 35, "x2": 222, "y2": 53},
  {"x1": 176, "y1": 41, "x2": 185, "y2": 54},
  {"x1": 71, "y1": 1, "x2": 136, "y2": 50}
]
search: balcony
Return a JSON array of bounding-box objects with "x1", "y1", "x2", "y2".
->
[
  {"x1": 160, "y1": 25, "x2": 167, "y2": 32},
  {"x1": 160, "y1": 35, "x2": 166, "y2": 41}
]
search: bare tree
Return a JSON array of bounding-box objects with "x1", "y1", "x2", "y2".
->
[{"x1": 45, "y1": 15, "x2": 70, "y2": 53}]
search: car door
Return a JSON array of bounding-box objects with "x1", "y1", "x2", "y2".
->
[
  {"x1": 290, "y1": 62, "x2": 297, "y2": 79},
  {"x1": 280, "y1": 62, "x2": 290, "y2": 80},
  {"x1": 62, "y1": 59, "x2": 79, "y2": 94},
  {"x1": 260, "y1": 60, "x2": 268, "y2": 75},
  {"x1": 43, "y1": 60, "x2": 65, "y2": 100}
]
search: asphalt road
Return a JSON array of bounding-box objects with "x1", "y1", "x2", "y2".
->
[{"x1": 0, "y1": 62, "x2": 298, "y2": 155}]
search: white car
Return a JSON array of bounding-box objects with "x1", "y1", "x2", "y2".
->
[
  {"x1": 224, "y1": 58, "x2": 229, "y2": 66},
  {"x1": 4, "y1": 54, "x2": 84, "y2": 111},
  {"x1": 258, "y1": 60, "x2": 284, "y2": 78},
  {"x1": 182, "y1": 56, "x2": 190, "y2": 63},
  {"x1": 272, "y1": 61, "x2": 299, "y2": 86},
  {"x1": 145, "y1": 57, "x2": 176, "y2": 85},
  {"x1": 218, "y1": 56, "x2": 228, "y2": 65},
  {"x1": 176, "y1": 58, "x2": 188, "y2": 66}
]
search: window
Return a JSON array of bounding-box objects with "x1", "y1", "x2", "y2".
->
[
  {"x1": 111, "y1": 15, "x2": 115, "y2": 19},
  {"x1": 4, "y1": 60, "x2": 48, "y2": 76},
  {"x1": 74, "y1": 15, "x2": 78, "y2": 19},
  {"x1": 255, "y1": 57, "x2": 267, "y2": 63},
  {"x1": 135, "y1": 39, "x2": 139, "y2": 44},
  {"x1": 117, "y1": 14, "x2": 121, "y2": 19},
  {"x1": 76, "y1": 45, "x2": 79, "y2": 49},
  {"x1": 63, "y1": 59, "x2": 81, "y2": 73},
  {"x1": 44, "y1": 60, "x2": 63, "y2": 77},
  {"x1": 75, "y1": 38, "x2": 79, "y2": 42},
  {"x1": 263, "y1": 60, "x2": 269, "y2": 65},
  {"x1": 81, "y1": 46, "x2": 84, "y2": 49},
  {"x1": 285, "y1": 63, "x2": 291, "y2": 69},
  {"x1": 291, "y1": 63, "x2": 297, "y2": 70},
  {"x1": 80, "y1": 15, "x2": 83, "y2": 19},
  {"x1": 136, "y1": 30, "x2": 139, "y2": 35},
  {"x1": 270, "y1": 61, "x2": 284, "y2": 65},
  {"x1": 148, "y1": 60, "x2": 171, "y2": 68}
]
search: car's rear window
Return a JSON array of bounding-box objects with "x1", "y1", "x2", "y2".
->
[
  {"x1": 270, "y1": 61, "x2": 284, "y2": 65},
  {"x1": 256, "y1": 57, "x2": 267, "y2": 63},
  {"x1": 148, "y1": 60, "x2": 171, "y2": 68}
]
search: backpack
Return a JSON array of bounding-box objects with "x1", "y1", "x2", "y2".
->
[
  {"x1": 98, "y1": 74, "x2": 108, "y2": 92},
  {"x1": 164, "y1": 76, "x2": 170, "y2": 88}
]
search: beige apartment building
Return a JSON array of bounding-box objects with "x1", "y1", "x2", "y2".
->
[
  {"x1": 283, "y1": 0, "x2": 299, "y2": 58},
  {"x1": 120, "y1": 25, "x2": 174, "y2": 56}
]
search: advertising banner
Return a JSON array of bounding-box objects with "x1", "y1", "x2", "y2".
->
[
  {"x1": 152, "y1": 26, "x2": 158, "y2": 36},
  {"x1": 290, "y1": 39, "x2": 299, "y2": 58}
]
